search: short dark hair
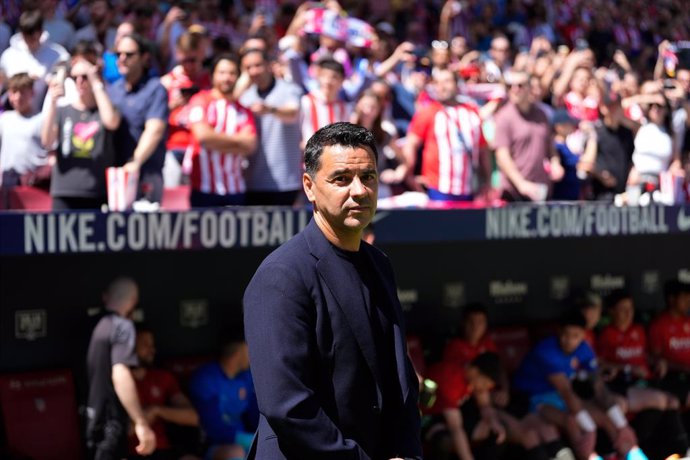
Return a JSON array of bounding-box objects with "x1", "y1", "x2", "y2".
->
[
  {"x1": 568, "y1": 289, "x2": 601, "y2": 311},
  {"x1": 561, "y1": 310, "x2": 587, "y2": 329},
  {"x1": 7, "y1": 73, "x2": 35, "y2": 92},
  {"x1": 317, "y1": 57, "x2": 345, "y2": 78},
  {"x1": 211, "y1": 52, "x2": 239, "y2": 74},
  {"x1": 240, "y1": 47, "x2": 270, "y2": 65},
  {"x1": 119, "y1": 33, "x2": 150, "y2": 55},
  {"x1": 604, "y1": 288, "x2": 632, "y2": 310},
  {"x1": 462, "y1": 302, "x2": 488, "y2": 320},
  {"x1": 664, "y1": 279, "x2": 690, "y2": 300},
  {"x1": 470, "y1": 352, "x2": 501, "y2": 383},
  {"x1": 19, "y1": 10, "x2": 43, "y2": 34},
  {"x1": 304, "y1": 122, "x2": 378, "y2": 177},
  {"x1": 219, "y1": 333, "x2": 246, "y2": 359}
]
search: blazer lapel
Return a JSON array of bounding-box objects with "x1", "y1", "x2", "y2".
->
[
  {"x1": 317, "y1": 254, "x2": 384, "y2": 389},
  {"x1": 364, "y1": 247, "x2": 411, "y2": 401},
  {"x1": 303, "y1": 221, "x2": 383, "y2": 398}
]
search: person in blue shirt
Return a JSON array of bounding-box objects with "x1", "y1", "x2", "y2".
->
[
  {"x1": 512, "y1": 311, "x2": 647, "y2": 460},
  {"x1": 189, "y1": 337, "x2": 259, "y2": 460},
  {"x1": 106, "y1": 33, "x2": 168, "y2": 204}
]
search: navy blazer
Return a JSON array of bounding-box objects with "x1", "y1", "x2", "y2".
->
[{"x1": 243, "y1": 219, "x2": 422, "y2": 460}]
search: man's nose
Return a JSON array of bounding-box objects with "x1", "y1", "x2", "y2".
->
[{"x1": 350, "y1": 176, "x2": 367, "y2": 197}]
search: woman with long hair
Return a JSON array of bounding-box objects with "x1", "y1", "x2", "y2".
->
[{"x1": 627, "y1": 93, "x2": 681, "y2": 189}]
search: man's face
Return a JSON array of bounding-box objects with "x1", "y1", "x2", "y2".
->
[
  {"x1": 507, "y1": 73, "x2": 530, "y2": 105},
  {"x1": 559, "y1": 325, "x2": 585, "y2": 354},
  {"x1": 611, "y1": 298, "x2": 634, "y2": 329},
  {"x1": 303, "y1": 145, "x2": 378, "y2": 240},
  {"x1": 213, "y1": 59, "x2": 239, "y2": 95},
  {"x1": 136, "y1": 331, "x2": 156, "y2": 366},
  {"x1": 8, "y1": 86, "x2": 34, "y2": 115},
  {"x1": 115, "y1": 37, "x2": 144, "y2": 80},
  {"x1": 669, "y1": 292, "x2": 690, "y2": 315},
  {"x1": 581, "y1": 304, "x2": 601, "y2": 330},
  {"x1": 463, "y1": 313, "x2": 487, "y2": 344},
  {"x1": 433, "y1": 70, "x2": 457, "y2": 104},
  {"x1": 176, "y1": 48, "x2": 204, "y2": 75},
  {"x1": 317, "y1": 67, "x2": 344, "y2": 100},
  {"x1": 241, "y1": 52, "x2": 268, "y2": 86},
  {"x1": 490, "y1": 38, "x2": 510, "y2": 65},
  {"x1": 236, "y1": 343, "x2": 250, "y2": 371}
]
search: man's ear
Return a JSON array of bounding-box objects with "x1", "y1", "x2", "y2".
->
[{"x1": 303, "y1": 172, "x2": 315, "y2": 203}]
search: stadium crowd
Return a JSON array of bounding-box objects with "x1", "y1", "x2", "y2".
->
[
  {"x1": 1, "y1": 1, "x2": 690, "y2": 460},
  {"x1": 0, "y1": 0, "x2": 688, "y2": 210}
]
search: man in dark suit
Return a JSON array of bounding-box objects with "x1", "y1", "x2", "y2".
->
[{"x1": 243, "y1": 122, "x2": 422, "y2": 460}]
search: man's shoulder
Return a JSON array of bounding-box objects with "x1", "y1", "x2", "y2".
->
[{"x1": 256, "y1": 229, "x2": 311, "y2": 270}]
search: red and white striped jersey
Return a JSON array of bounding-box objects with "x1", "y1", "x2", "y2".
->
[
  {"x1": 409, "y1": 102, "x2": 486, "y2": 196},
  {"x1": 188, "y1": 90, "x2": 256, "y2": 196},
  {"x1": 300, "y1": 92, "x2": 352, "y2": 145}
]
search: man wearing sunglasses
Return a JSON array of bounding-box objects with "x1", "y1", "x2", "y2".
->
[
  {"x1": 107, "y1": 33, "x2": 169, "y2": 204},
  {"x1": 495, "y1": 70, "x2": 565, "y2": 202}
]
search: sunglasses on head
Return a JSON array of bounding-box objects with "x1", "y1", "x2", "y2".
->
[{"x1": 431, "y1": 40, "x2": 449, "y2": 50}]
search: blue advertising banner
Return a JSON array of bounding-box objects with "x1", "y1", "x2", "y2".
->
[{"x1": 1, "y1": 203, "x2": 688, "y2": 255}]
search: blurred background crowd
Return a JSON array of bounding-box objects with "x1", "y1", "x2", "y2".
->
[{"x1": 0, "y1": 0, "x2": 689, "y2": 211}]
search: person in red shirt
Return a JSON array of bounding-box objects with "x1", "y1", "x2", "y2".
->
[
  {"x1": 404, "y1": 68, "x2": 490, "y2": 202},
  {"x1": 443, "y1": 303, "x2": 498, "y2": 366},
  {"x1": 188, "y1": 53, "x2": 257, "y2": 207},
  {"x1": 424, "y1": 353, "x2": 561, "y2": 460},
  {"x1": 129, "y1": 326, "x2": 199, "y2": 460},
  {"x1": 649, "y1": 280, "x2": 690, "y2": 410},
  {"x1": 160, "y1": 31, "x2": 211, "y2": 187},
  {"x1": 597, "y1": 289, "x2": 689, "y2": 459}
]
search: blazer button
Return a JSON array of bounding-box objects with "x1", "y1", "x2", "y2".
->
[{"x1": 372, "y1": 405, "x2": 381, "y2": 415}]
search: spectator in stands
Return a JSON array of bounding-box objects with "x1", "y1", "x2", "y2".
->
[
  {"x1": 85, "y1": 277, "x2": 156, "y2": 460},
  {"x1": 404, "y1": 68, "x2": 490, "y2": 201},
  {"x1": 188, "y1": 53, "x2": 257, "y2": 207},
  {"x1": 300, "y1": 58, "x2": 351, "y2": 150},
  {"x1": 649, "y1": 280, "x2": 690, "y2": 413},
  {"x1": 512, "y1": 311, "x2": 645, "y2": 460},
  {"x1": 588, "y1": 92, "x2": 635, "y2": 201},
  {"x1": 350, "y1": 89, "x2": 408, "y2": 199},
  {"x1": 425, "y1": 352, "x2": 562, "y2": 460},
  {"x1": 0, "y1": 73, "x2": 48, "y2": 207},
  {"x1": 484, "y1": 35, "x2": 512, "y2": 83},
  {"x1": 572, "y1": 290, "x2": 602, "y2": 348},
  {"x1": 0, "y1": 19, "x2": 11, "y2": 56},
  {"x1": 160, "y1": 31, "x2": 211, "y2": 188},
  {"x1": 494, "y1": 70, "x2": 564, "y2": 202},
  {"x1": 238, "y1": 47, "x2": 304, "y2": 206},
  {"x1": 130, "y1": 326, "x2": 200, "y2": 460},
  {"x1": 628, "y1": 93, "x2": 681, "y2": 190},
  {"x1": 189, "y1": 336, "x2": 258, "y2": 460},
  {"x1": 41, "y1": 54, "x2": 120, "y2": 210},
  {"x1": 73, "y1": 0, "x2": 117, "y2": 55},
  {"x1": 551, "y1": 109, "x2": 589, "y2": 201},
  {"x1": 0, "y1": 10, "x2": 70, "y2": 113},
  {"x1": 102, "y1": 21, "x2": 135, "y2": 84},
  {"x1": 107, "y1": 33, "x2": 169, "y2": 204},
  {"x1": 596, "y1": 289, "x2": 690, "y2": 459},
  {"x1": 38, "y1": 0, "x2": 75, "y2": 50}
]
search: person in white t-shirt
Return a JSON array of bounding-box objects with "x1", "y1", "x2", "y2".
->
[{"x1": 628, "y1": 94, "x2": 682, "y2": 187}]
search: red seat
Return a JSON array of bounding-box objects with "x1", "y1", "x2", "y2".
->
[
  {"x1": 0, "y1": 369, "x2": 83, "y2": 460},
  {"x1": 7, "y1": 186, "x2": 52, "y2": 211},
  {"x1": 490, "y1": 326, "x2": 532, "y2": 374},
  {"x1": 161, "y1": 185, "x2": 191, "y2": 211}
]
